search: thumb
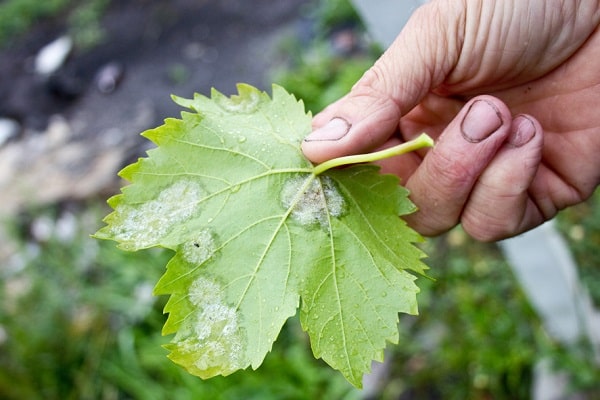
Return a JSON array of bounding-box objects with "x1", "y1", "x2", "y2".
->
[{"x1": 302, "y1": 2, "x2": 462, "y2": 164}]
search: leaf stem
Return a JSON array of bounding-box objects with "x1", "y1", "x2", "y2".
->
[{"x1": 312, "y1": 133, "x2": 434, "y2": 175}]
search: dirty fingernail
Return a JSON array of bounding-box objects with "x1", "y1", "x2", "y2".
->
[
  {"x1": 461, "y1": 99, "x2": 503, "y2": 143},
  {"x1": 508, "y1": 115, "x2": 536, "y2": 147},
  {"x1": 304, "y1": 118, "x2": 351, "y2": 142}
]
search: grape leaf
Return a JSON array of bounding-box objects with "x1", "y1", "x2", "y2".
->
[{"x1": 94, "y1": 84, "x2": 428, "y2": 387}]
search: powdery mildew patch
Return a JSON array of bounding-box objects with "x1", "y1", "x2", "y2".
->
[
  {"x1": 109, "y1": 180, "x2": 204, "y2": 249},
  {"x1": 174, "y1": 276, "x2": 245, "y2": 375},
  {"x1": 215, "y1": 90, "x2": 260, "y2": 114},
  {"x1": 181, "y1": 229, "x2": 216, "y2": 265},
  {"x1": 280, "y1": 175, "x2": 345, "y2": 228}
]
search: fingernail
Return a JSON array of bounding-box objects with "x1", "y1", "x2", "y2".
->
[
  {"x1": 508, "y1": 115, "x2": 536, "y2": 147},
  {"x1": 304, "y1": 118, "x2": 351, "y2": 142},
  {"x1": 461, "y1": 99, "x2": 503, "y2": 143}
]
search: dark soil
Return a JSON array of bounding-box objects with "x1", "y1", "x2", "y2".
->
[{"x1": 0, "y1": 0, "x2": 305, "y2": 138}]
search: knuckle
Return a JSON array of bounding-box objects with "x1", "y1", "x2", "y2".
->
[
  {"x1": 426, "y1": 147, "x2": 476, "y2": 193},
  {"x1": 462, "y1": 216, "x2": 511, "y2": 242},
  {"x1": 461, "y1": 200, "x2": 526, "y2": 242},
  {"x1": 353, "y1": 64, "x2": 388, "y2": 95}
]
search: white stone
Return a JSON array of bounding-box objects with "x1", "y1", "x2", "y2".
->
[
  {"x1": 0, "y1": 118, "x2": 20, "y2": 146},
  {"x1": 34, "y1": 35, "x2": 73, "y2": 76}
]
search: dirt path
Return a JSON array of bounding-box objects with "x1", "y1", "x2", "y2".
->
[{"x1": 0, "y1": 0, "x2": 305, "y2": 216}]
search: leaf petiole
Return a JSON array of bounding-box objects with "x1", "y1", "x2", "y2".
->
[{"x1": 312, "y1": 133, "x2": 434, "y2": 175}]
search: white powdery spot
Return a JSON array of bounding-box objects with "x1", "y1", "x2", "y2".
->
[
  {"x1": 198, "y1": 303, "x2": 238, "y2": 338},
  {"x1": 215, "y1": 91, "x2": 260, "y2": 114},
  {"x1": 110, "y1": 180, "x2": 203, "y2": 248},
  {"x1": 281, "y1": 176, "x2": 345, "y2": 228},
  {"x1": 175, "y1": 276, "x2": 245, "y2": 374},
  {"x1": 188, "y1": 277, "x2": 222, "y2": 306},
  {"x1": 181, "y1": 229, "x2": 215, "y2": 265}
]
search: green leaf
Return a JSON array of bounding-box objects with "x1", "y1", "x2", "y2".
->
[{"x1": 94, "y1": 83, "x2": 428, "y2": 387}]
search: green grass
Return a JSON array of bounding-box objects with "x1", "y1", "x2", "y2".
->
[
  {"x1": 0, "y1": 0, "x2": 70, "y2": 45},
  {"x1": 3, "y1": 197, "x2": 596, "y2": 399},
  {"x1": 273, "y1": 43, "x2": 376, "y2": 114},
  {"x1": 0, "y1": 0, "x2": 110, "y2": 49},
  {"x1": 0, "y1": 204, "x2": 359, "y2": 400},
  {"x1": 388, "y1": 231, "x2": 540, "y2": 399}
]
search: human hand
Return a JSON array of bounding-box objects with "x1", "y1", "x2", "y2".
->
[{"x1": 302, "y1": 0, "x2": 600, "y2": 241}]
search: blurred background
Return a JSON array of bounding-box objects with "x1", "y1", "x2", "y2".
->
[{"x1": 0, "y1": 0, "x2": 598, "y2": 398}]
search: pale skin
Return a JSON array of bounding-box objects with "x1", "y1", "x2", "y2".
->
[{"x1": 302, "y1": 0, "x2": 600, "y2": 241}]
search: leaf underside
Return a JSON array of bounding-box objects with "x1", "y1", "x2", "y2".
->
[{"x1": 94, "y1": 84, "x2": 427, "y2": 388}]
